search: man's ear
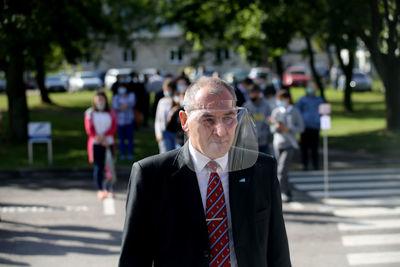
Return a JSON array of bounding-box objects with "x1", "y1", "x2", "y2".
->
[{"x1": 179, "y1": 110, "x2": 189, "y2": 132}]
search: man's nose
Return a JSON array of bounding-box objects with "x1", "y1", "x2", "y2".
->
[{"x1": 213, "y1": 121, "x2": 228, "y2": 136}]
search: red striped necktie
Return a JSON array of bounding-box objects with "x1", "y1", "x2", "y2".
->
[{"x1": 205, "y1": 161, "x2": 230, "y2": 267}]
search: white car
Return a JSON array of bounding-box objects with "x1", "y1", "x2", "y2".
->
[
  {"x1": 45, "y1": 74, "x2": 69, "y2": 92},
  {"x1": 104, "y1": 68, "x2": 132, "y2": 90},
  {"x1": 69, "y1": 71, "x2": 103, "y2": 91}
]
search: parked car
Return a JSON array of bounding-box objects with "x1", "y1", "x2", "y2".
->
[
  {"x1": 104, "y1": 68, "x2": 132, "y2": 90},
  {"x1": 222, "y1": 68, "x2": 250, "y2": 85},
  {"x1": 248, "y1": 67, "x2": 272, "y2": 81},
  {"x1": 337, "y1": 70, "x2": 372, "y2": 92},
  {"x1": 45, "y1": 74, "x2": 69, "y2": 92},
  {"x1": 282, "y1": 66, "x2": 310, "y2": 87},
  {"x1": 69, "y1": 71, "x2": 103, "y2": 91}
]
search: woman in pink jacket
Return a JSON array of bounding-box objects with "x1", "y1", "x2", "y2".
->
[{"x1": 84, "y1": 92, "x2": 117, "y2": 199}]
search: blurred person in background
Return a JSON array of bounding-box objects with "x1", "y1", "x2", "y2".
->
[
  {"x1": 256, "y1": 74, "x2": 268, "y2": 91},
  {"x1": 152, "y1": 73, "x2": 173, "y2": 119},
  {"x1": 165, "y1": 76, "x2": 190, "y2": 147},
  {"x1": 128, "y1": 71, "x2": 149, "y2": 127},
  {"x1": 235, "y1": 77, "x2": 253, "y2": 105},
  {"x1": 296, "y1": 81, "x2": 325, "y2": 170},
  {"x1": 112, "y1": 74, "x2": 126, "y2": 96},
  {"x1": 112, "y1": 85, "x2": 136, "y2": 161},
  {"x1": 84, "y1": 92, "x2": 117, "y2": 199},
  {"x1": 154, "y1": 78, "x2": 176, "y2": 153},
  {"x1": 244, "y1": 85, "x2": 272, "y2": 154},
  {"x1": 270, "y1": 90, "x2": 304, "y2": 202},
  {"x1": 264, "y1": 85, "x2": 278, "y2": 111}
]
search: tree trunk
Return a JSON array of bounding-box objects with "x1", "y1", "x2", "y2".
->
[
  {"x1": 305, "y1": 36, "x2": 325, "y2": 100},
  {"x1": 5, "y1": 51, "x2": 29, "y2": 143},
  {"x1": 360, "y1": 36, "x2": 400, "y2": 130},
  {"x1": 35, "y1": 55, "x2": 52, "y2": 104},
  {"x1": 380, "y1": 60, "x2": 400, "y2": 130},
  {"x1": 335, "y1": 44, "x2": 355, "y2": 112}
]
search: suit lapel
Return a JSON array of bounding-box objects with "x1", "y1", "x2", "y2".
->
[
  {"x1": 229, "y1": 167, "x2": 253, "y2": 246},
  {"x1": 170, "y1": 143, "x2": 209, "y2": 247}
]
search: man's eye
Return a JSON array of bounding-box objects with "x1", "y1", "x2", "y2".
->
[
  {"x1": 203, "y1": 118, "x2": 216, "y2": 125},
  {"x1": 223, "y1": 117, "x2": 234, "y2": 124}
]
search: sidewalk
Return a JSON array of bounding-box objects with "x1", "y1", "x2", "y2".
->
[{"x1": 0, "y1": 149, "x2": 399, "y2": 179}]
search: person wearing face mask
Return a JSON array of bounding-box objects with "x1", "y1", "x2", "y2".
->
[
  {"x1": 165, "y1": 77, "x2": 190, "y2": 148},
  {"x1": 296, "y1": 81, "x2": 325, "y2": 171},
  {"x1": 270, "y1": 90, "x2": 304, "y2": 202},
  {"x1": 112, "y1": 86, "x2": 136, "y2": 161},
  {"x1": 257, "y1": 74, "x2": 268, "y2": 91},
  {"x1": 128, "y1": 71, "x2": 149, "y2": 127},
  {"x1": 155, "y1": 78, "x2": 177, "y2": 153},
  {"x1": 244, "y1": 85, "x2": 272, "y2": 154},
  {"x1": 85, "y1": 92, "x2": 117, "y2": 199}
]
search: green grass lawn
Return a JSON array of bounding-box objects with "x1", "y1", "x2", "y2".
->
[
  {"x1": 0, "y1": 90, "x2": 158, "y2": 168},
  {"x1": 0, "y1": 83, "x2": 399, "y2": 169},
  {"x1": 291, "y1": 84, "x2": 399, "y2": 157}
]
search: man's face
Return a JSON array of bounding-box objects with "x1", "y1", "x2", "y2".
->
[{"x1": 180, "y1": 86, "x2": 238, "y2": 159}]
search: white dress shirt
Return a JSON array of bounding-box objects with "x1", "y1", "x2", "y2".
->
[{"x1": 188, "y1": 140, "x2": 238, "y2": 267}]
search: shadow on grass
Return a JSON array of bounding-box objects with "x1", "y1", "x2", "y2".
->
[{"x1": 328, "y1": 129, "x2": 400, "y2": 157}]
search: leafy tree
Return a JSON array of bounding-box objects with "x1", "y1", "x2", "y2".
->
[
  {"x1": 0, "y1": 0, "x2": 112, "y2": 142},
  {"x1": 356, "y1": 0, "x2": 400, "y2": 130}
]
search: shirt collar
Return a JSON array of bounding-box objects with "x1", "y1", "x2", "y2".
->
[{"x1": 188, "y1": 139, "x2": 229, "y2": 173}]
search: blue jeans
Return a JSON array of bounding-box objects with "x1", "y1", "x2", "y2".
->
[
  {"x1": 162, "y1": 130, "x2": 176, "y2": 152},
  {"x1": 118, "y1": 123, "x2": 134, "y2": 156},
  {"x1": 93, "y1": 144, "x2": 105, "y2": 191}
]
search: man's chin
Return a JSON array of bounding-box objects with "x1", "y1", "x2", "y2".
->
[{"x1": 206, "y1": 143, "x2": 230, "y2": 159}]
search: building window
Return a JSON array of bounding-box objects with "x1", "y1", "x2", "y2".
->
[
  {"x1": 169, "y1": 47, "x2": 184, "y2": 64},
  {"x1": 216, "y1": 48, "x2": 231, "y2": 62},
  {"x1": 122, "y1": 49, "x2": 136, "y2": 64}
]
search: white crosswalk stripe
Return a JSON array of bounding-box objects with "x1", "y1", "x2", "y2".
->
[{"x1": 289, "y1": 168, "x2": 400, "y2": 266}]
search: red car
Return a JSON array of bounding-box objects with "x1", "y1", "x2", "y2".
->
[{"x1": 282, "y1": 66, "x2": 310, "y2": 87}]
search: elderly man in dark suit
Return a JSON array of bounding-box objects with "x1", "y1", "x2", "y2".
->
[{"x1": 119, "y1": 77, "x2": 291, "y2": 267}]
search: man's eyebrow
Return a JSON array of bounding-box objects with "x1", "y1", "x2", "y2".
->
[
  {"x1": 200, "y1": 113, "x2": 215, "y2": 118},
  {"x1": 224, "y1": 111, "x2": 236, "y2": 116}
]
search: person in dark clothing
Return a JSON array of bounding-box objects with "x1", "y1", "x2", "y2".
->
[
  {"x1": 111, "y1": 75, "x2": 127, "y2": 96},
  {"x1": 128, "y1": 71, "x2": 150, "y2": 127}
]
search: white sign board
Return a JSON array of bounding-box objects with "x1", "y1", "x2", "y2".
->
[
  {"x1": 319, "y1": 103, "x2": 332, "y2": 115},
  {"x1": 320, "y1": 115, "x2": 331, "y2": 130},
  {"x1": 28, "y1": 122, "x2": 51, "y2": 141}
]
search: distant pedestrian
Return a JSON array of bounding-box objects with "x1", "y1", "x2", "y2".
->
[
  {"x1": 111, "y1": 74, "x2": 127, "y2": 96},
  {"x1": 84, "y1": 92, "x2": 117, "y2": 199},
  {"x1": 165, "y1": 77, "x2": 189, "y2": 147},
  {"x1": 154, "y1": 78, "x2": 176, "y2": 153},
  {"x1": 128, "y1": 71, "x2": 149, "y2": 127},
  {"x1": 244, "y1": 85, "x2": 272, "y2": 154},
  {"x1": 296, "y1": 81, "x2": 324, "y2": 170},
  {"x1": 112, "y1": 86, "x2": 136, "y2": 161},
  {"x1": 270, "y1": 90, "x2": 304, "y2": 202}
]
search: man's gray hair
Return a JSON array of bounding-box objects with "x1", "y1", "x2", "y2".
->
[{"x1": 183, "y1": 77, "x2": 237, "y2": 112}]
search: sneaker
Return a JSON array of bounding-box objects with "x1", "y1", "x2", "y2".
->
[{"x1": 97, "y1": 190, "x2": 106, "y2": 200}]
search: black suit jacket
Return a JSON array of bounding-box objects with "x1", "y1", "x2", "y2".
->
[{"x1": 119, "y1": 143, "x2": 291, "y2": 267}]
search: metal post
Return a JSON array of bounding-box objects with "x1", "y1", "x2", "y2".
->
[
  {"x1": 28, "y1": 141, "x2": 33, "y2": 164},
  {"x1": 323, "y1": 131, "x2": 329, "y2": 199}
]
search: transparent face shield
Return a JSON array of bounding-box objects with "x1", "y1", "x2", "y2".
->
[{"x1": 183, "y1": 100, "x2": 259, "y2": 172}]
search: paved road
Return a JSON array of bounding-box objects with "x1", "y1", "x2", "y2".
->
[
  {"x1": 1, "y1": 167, "x2": 399, "y2": 266},
  {"x1": 289, "y1": 168, "x2": 400, "y2": 267}
]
